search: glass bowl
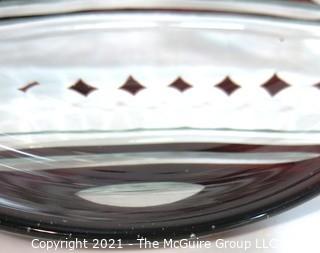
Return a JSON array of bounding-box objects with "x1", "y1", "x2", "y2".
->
[{"x1": 0, "y1": 0, "x2": 319, "y2": 243}]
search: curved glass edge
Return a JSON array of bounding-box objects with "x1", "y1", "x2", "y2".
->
[
  {"x1": 0, "y1": 176, "x2": 318, "y2": 244},
  {"x1": 0, "y1": 0, "x2": 319, "y2": 21}
]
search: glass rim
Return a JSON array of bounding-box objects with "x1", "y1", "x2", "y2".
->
[{"x1": 0, "y1": 0, "x2": 319, "y2": 22}]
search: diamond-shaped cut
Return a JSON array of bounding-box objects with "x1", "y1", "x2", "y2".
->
[
  {"x1": 69, "y1": 79, "x2": 97, "y2": 96},
  {"x1": 18, "y1": 81, "x2": 40, "y2": 92},
  {"x1": 169, "y1": 77, "x2": 192, "y2": 92},
  {"x1": 215, "y1": 77, "x2": 240, "y2": 95},
  {"x1": 262, "y1": 74, "x2": 290, "y2": 96},
  {"x1": 119, "y1": 76, "x2": 145, "y2": 95},
  {"x1": 314, "y1": 82, "x2": 320, "y2": 90}
]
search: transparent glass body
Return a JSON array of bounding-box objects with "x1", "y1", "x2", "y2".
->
[{"x1": 0, "y1": 0, "x2": 319, "y2": 242}]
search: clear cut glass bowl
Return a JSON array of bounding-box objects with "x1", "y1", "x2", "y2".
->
[{"x1": 0, "y1": 0, "x2": 319, "y2": 243}]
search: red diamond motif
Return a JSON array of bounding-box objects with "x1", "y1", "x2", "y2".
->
[
  {"x1": 262, "y1": 74, "x2": 290, "y2": 96},
  {"x1": 18, "y1": 81, "x2": 40, "y2": 92},
  {"x1": 69, "y1": 79, "x2": 97, "y2": 96},
  {"x1": 169, "y1": 77, "x2": 192, "y2": 92},
  {"x1": 314, "y1": 82, "x2": 320, "y2": 90},
  {"x1": 119, "y1": 76, "x2": 145, "y2": 95},
  {"x1": 215, "y1": 77, "x2": 240, "y2": 95}
]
